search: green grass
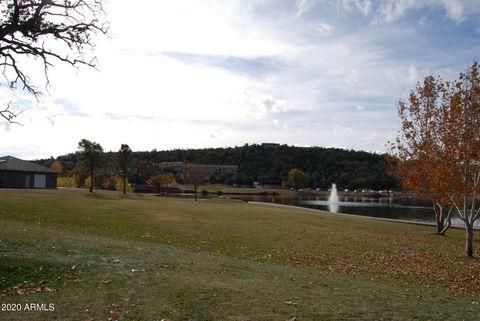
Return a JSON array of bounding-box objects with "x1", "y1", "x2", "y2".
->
[{"x1": 0, "y1": 189, "x2": 479, "y2": 320}]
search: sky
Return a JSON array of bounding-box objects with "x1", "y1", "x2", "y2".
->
[{"x1": 1, "y1": 0, "x2": 480, "y2": 159}]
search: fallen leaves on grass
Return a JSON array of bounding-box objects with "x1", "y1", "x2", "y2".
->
[
  {"x1": 287, "y1": 248, "x2": 480, "y2": 296},
  {"x1": 1, "y1": 282, "x2": 56, "y2": 297}
]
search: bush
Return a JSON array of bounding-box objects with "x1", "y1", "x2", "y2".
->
[
  {"x1": 116, "y1": 177, "x2": 134, "y2": 193},
  {"x1": 57, "y1": 176, "x2": 77, "y2": 188}
]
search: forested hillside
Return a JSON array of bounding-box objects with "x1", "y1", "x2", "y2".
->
[{"x1": 41, "y1": 144, "x2": 396, "y2": 190}]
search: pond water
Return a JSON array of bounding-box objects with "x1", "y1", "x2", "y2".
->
[
  {"x1": 227, "y1": 193, "x2": 478, "y2": 228},
  {"x1": 166, "y1": 192, "x2": 478, "y2": 228}
]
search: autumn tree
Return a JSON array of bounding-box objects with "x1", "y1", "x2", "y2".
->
[
  {"x1": 77, "y1": 138, "x2": 103, "y2": 192},
  {"x1": 146, "y1": 175, "x2": 162, "y2": 193},
  {"x1": 50, "y1": 160, "x2": 63, "y2": 174},
  {"x1": 183, "y1": 164, "x2": 208, "y2": 201},
  {"x1": 116, "y1": 144, "x2": 133, "y2": 194},
  {"x1": 286, "y1": 168, "x2": 309, "y2": 190},
  {"x1": 389, "y1": 75, "x2": 453, "y2": 235},
  {"x1": 390, "y1": 62, "x2": 480, "y2": 256},
  {"x1": 147, "y1": 172, "x2": 175, "y2": 195},
  {"x1": 0, "y1": 0, "x2": 108, "y2": 124},
  {"x1": 160, "y1": 172, "x2": 175, "y2": 196},
  {"x1": 442, "y1": 63, "x2": 480, "y2": 257},
  {"x1": 116, "y1": 177, "x2": 133, "y2": 193}
]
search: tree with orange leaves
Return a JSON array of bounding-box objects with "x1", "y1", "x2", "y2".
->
[
  {"x1": 389, "y1": 75, "x2": 453, "y2": 235},
  {"x1": 442, "y1": 63, "x2": 480, "y2": 257},
  {"x1": 390, "y1": 62, "x2": 480, "y2": 257}
]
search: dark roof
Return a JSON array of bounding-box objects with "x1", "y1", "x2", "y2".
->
[{"x1": 0, "y1": 156, "x2": 57, "y2": 174}]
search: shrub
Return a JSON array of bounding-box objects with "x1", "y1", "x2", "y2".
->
[
  {"x1": 116, "y1": 177, "x2": 134, "y2": 193},
  {"x1": 57, "y1": 176, "x2": 78, "y2": 188}
]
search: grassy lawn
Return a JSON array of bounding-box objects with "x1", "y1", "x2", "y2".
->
[{"x1": 0, "y1": 189, "x2": 479, "y2": 320}]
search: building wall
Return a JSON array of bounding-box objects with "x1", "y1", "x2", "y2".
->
[{"x1": 0, "y1": 171, "x2": 57, "y2": 189}]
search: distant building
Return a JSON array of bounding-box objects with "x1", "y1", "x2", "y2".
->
[
  {"x1": 159, "y1": 162, "x2": 238, "y2": 175},
  {"x1": 158, "y1": 162, "x2": 185, "y2": 173},
  {"x1": 0, "y1": 156, "x2": 57, "y2": 189},
  {"x1": 187, "y1": 164, "x2": 238, "y2": 175},
  {"x1": 261, "y1": 143, "x2": 280, "y2": 150}
]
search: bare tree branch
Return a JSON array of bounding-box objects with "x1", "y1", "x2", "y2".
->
[
  {"x1": 0, "y1": 0, "x2": 108, "y2": 124},
  {"x1": 0, "y1": 101, "x2": 23, "y2": 125}
]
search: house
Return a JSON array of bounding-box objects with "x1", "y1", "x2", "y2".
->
[{"x1": 0, "y1": 156, "x2": 57, "y2": 189}]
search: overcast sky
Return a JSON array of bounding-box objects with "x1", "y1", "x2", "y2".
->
[{"x1": 2, "y1": 0, "x2": 480, "y2": 159}]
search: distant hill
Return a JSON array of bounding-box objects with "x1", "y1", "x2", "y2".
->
[
  {"x1": 132, "y1": 144, "x2": 397, "y2": 190},
  {"x1": 34, "y1": 144, "x2": 396, "y2": 190},
  {"x1": 37, "y1": 144, "x2": 396, "y2": 190}
]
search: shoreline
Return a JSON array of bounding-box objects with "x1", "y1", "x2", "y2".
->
[{"x1": 247, "y1": 201, "x2": 479, "y2": 231}]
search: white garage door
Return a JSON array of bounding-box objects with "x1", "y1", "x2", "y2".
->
[{"x1": 34, "y1": 174, "x2": 46, "y2": 188}]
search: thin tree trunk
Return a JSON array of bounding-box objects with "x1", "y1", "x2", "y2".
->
[
  {"x1": 438, "y1": 209, "x2": 452, "y2": 235},
  {"x1": 194, "y1": 186, "x2": 198, "y2": 202},
  {"x1": 466, "y1": 223, "x2": 474, "y2": 257},
  {"x1": 433, "y1": 201, "x2": 445, "y2": 235},
  {"x1": 436, "y1": 213, "x2": 444, "y2": 235},
  {"x1": 439, "y1": 206, "x2": 453, "y2": 235}
]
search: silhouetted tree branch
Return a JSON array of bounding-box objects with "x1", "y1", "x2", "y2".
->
[
  {"x1": 0, "y1": 0, "x2": 108, "y2": 123},
  {"x1": 0, "y1": 102, "x2": 22, "y2": 124}
]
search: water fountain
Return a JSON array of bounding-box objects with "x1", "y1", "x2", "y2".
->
[
  {"x1": 328, "y1": 183, "x2": 339, "y2": 213},
  {"x1": 329, "y1": 183, "x2": 339, "y2": 203}
]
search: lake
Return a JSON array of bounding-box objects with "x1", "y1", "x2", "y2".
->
[
  {"x1": 226, "y1": 193, "x2": 478, "y2": 228},
  {"x1": 167, "y1": 191, "x2": 477, "y2": 228}
]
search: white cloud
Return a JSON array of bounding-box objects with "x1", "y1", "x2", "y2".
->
[
  {"x1": 356, "y1": 0, "x2": 373, "y2": 16},
  {"x1": 408, "y1": 65, "x2": 418, "y2": 83},
  {"x1": 374, "y1": 0, "x2": 467, "y2": 24},
  {"x1": 296, "y1": 0, "x2": 315, "y2": 17},
  {"x1": 439, "y1": 0, "x2": 464, "y2": 22},
  {"x1": 316, "y1": 22, "x2": 335, "y2": 36},
  {"x1": 1, "y1": 0, "x2": 479, "y2": 158},
  {"x1": 338, "y1": 0, "x2": 373, "y2": 16},
  {"x1": 375, "y1": 0, "x2": 416, "y2": 23}
]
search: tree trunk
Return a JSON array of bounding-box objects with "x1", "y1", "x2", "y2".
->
[
  {"x1": 465, "y1": 223, "x2": 474, "y2": 257},
  {"x1": 123, "y1": 174, "x2": 126, "y2": 195},
  {"x1": 433, "y1": 202, "x2": 452, "y2": 235},
  {"x1": 439, "y1": 219, "x2": 451, "y2": 235},
  {"x1": 433, "y1": 201, "x2": 444, "y2": 235},
  {"x1": 436, "y1": 215, "x2": 444, "y2": 234},
  {"x1": 439, "y1": 208, "x2": 452, "y2": 235},
  {"x1": 194, "y1": 186, "x2": 198, "y2": 202}
]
